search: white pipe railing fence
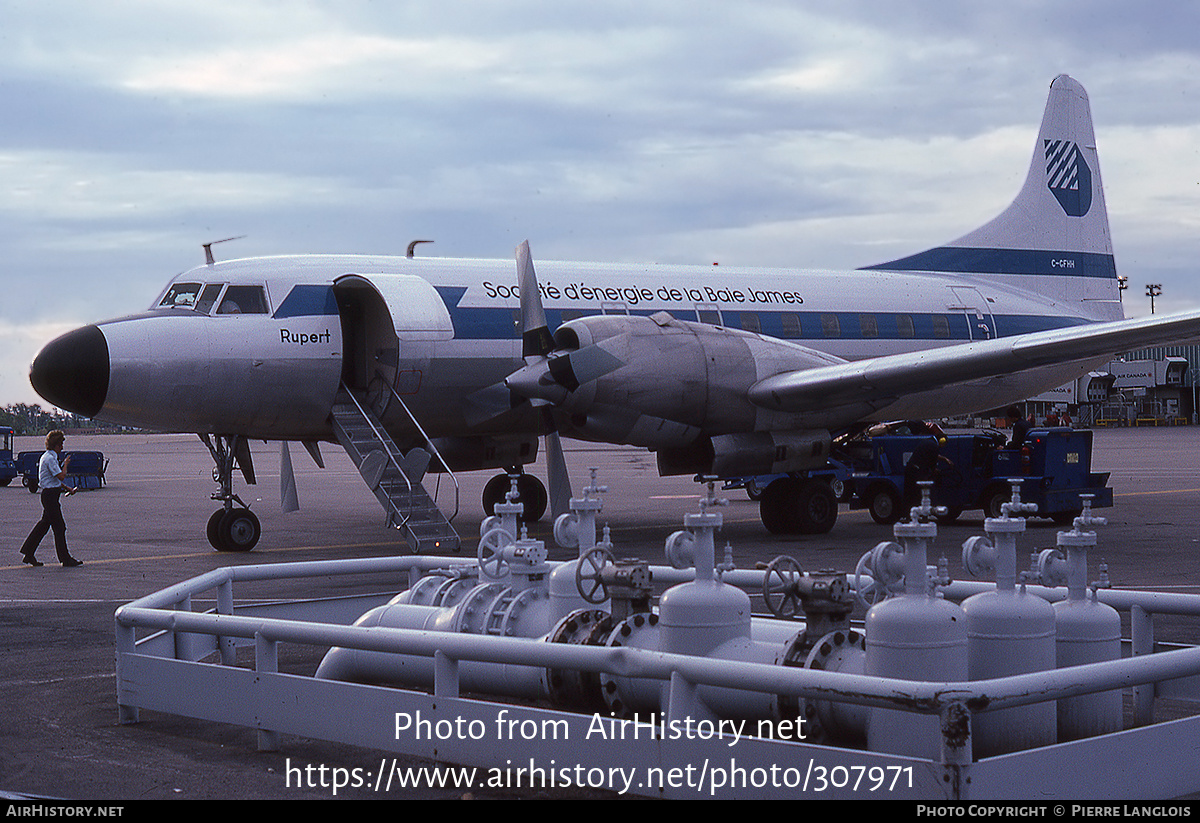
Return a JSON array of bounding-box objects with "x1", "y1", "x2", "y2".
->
[{"x1": 113, "y1": 554, "x2": 1200, "y2": 798}]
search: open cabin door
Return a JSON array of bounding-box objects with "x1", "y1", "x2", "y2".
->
[
  {"x1": 333, "y1": 276, "x2": 400, "y2": 398},
  {"x1": 333, "y1": 272, "x2": 454, "y2": 408},
  {"x1": 328, "y1": 273, "x2": 461, "y2": 551}
]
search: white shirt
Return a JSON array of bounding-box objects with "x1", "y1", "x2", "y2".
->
[{"x1": 38, "y1": 450, "x2": 64, "y2": 489}]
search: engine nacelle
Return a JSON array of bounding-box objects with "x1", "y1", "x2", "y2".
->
[
  {"x1": 550, "y1": 312, "x2": 845, "y2": 450},
  {"x1": 430, "y1": 435, "x2": 539, "y2": 472},
  {"x1": 655, "y1": 430, "x2": 831, "y2": 477}
]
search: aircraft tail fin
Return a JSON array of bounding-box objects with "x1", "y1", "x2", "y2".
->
[{"x1": 861, "y1": 74, "x2": 1123, "y2": 321}]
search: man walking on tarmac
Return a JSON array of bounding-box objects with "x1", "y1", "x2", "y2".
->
[{"x1": 20, "y1": 429, "x2": 83, "y2": 568}]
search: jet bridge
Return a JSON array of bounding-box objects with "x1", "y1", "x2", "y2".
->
[{"x1": 114, "y1": 476, "x2": 1200, "y2": 799}]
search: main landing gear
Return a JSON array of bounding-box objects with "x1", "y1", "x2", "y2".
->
[
  {"x1": 482, "y1": 469, "x2": 547, "y2": 523},
  {"x1": 758, "y1": 476, "x2": 838, "y2": 535},
  {"x1": 201, "y1": 434, "x2": 261, "y2": 552}
]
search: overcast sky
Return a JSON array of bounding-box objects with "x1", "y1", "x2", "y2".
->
[{"x1": 3, "y1": 1, "x2": 1200, "y2": 405}]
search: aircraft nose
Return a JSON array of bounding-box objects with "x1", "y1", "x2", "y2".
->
[{"x1": 29, "y1": 325, "x2": 110, "y2": 418}]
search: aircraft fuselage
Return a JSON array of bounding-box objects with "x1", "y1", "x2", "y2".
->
[{"x1": 31, "y1": 251, "x2": 1110, "y2": 458}]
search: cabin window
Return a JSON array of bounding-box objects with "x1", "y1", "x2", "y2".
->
[
  {"x1": 216, "y1": 285, "x2": 269, "y2": 315},
  {"x1": 780, "y1": 313, "x2": 801, "y2": 338},
  {"x1": 859, "y1": 314, "x2": 878, "y2": 338},
  {"x1": 740, "y1": 312, "x2": 761, "y2": 333},
  {"x1": 821, "y1": 314, "x2": 840, "y2": 338},
  {"x1": 159, "y1": 283, "x2": 202, "y2": 309},
  {"x1": 932, "y1": 314, "x2": 950, "y2": 339},
  {"x1": 897, "y1": 314, "x2": 915, "y2": 338}
]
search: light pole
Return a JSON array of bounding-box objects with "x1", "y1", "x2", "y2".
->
[{"x1": 1147, "y1": 283, "x2": 1162, "y2": 314}]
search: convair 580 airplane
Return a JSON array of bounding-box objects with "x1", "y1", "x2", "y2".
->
[{"x1": 29, "y1": 75, "x2": 1200, "y2": 551}]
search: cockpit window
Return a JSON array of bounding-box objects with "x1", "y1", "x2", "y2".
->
[
  {"x1": 159, "y1": 283, "x2": 203, "y2": 309},
  {"x1": 194, "y1": 284, "x2": 224, "y2": 315},
  {"x1": 216, "y1": 285, "x2": 269, "y2": 315}
]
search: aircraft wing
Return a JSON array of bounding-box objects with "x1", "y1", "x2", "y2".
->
[{"x1": 748, "y1": 309, "x2": 1200, "y2": 414}]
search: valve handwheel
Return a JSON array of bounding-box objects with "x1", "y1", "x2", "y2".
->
[
  {"x1": 854, "y1": 551, "x2": 888, "y2": 609},
  {"x1": 763, "y1": 555, "x2": 804, "y2": 618},
  {"x1": 575, "y1": 546, "x2": 615, "y2": 604},
  {"x1": 477, "y1": 527, "x2": 514, "y2": 580}
]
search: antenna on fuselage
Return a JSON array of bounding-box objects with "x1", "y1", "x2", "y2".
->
[
  {"x1": 406, "y1": 239, "x2": 434, "y2": 258},
  {"x1": 202, "y1": 236, "x2": 247, "y2": 265}
]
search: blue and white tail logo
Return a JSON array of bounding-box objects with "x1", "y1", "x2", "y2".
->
[{"x1": 1044, "y1": 139, "x2": 1092, "y2": 217}]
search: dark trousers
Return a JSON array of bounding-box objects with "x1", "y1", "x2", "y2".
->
[{"x1": 21, "y1": 488, "x2": 70, "y2": 562}]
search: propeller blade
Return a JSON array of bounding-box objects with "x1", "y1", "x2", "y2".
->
[
  {"x1": 461, "y1": 240, "x2": 557, "y2": 427},
  {"x1": 505, "y1": 343, "x2": 625, "y2": 401},
  {"x1": 550, "y1": 343, "x2": 626, "y2": 390},
  {"x1": 517, "y1": 241, "x2": 575, "y2": 516},
  {"x1": 280, "y1": 441, "x2": 300, "y2": 513},
  {"x1": 504, "y1": 361, "x2": 570, "y2": 404},
  {"x1": 467, "y1": 245, "x2": 627, "y2": 430},
  {"x1": 462, "y1": 380, "x2": 521, "y2": 427},
  {"x1": 517, "y1": 240, "x2": 555, "y2": 362}
]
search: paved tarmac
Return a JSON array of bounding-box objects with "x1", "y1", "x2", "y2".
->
[{"x1": 2, "y1": 427, "x2": 1199, "y2": 800}]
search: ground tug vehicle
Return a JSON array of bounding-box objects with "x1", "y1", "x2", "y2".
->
[{"x1": 728, "y1": 426, "x2": 1111, "y2": 532}]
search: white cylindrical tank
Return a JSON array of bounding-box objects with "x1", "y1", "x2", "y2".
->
[
  {"x1": 962, "y1": 587, "x2": 1057, "y2": 756},
  {"x1": 659, "y1": 577, "x2": 751, "y2": 658},
  {"x1": 961, "y1": 501, "x2": 1058, "y2": 757},
  {"x1": 865, "y1": 593, "x2": 968, "y2": 759},
  {"x1": 1055, "y1": 596, "x2": 1121, "y2": 740},
  {"x1": 865, "y1": 508, "x2": 968, "y2": 760},
  {"x1": 1044, "y1": 509, "x2": 1122, "y2": 740},
  {"x1": 659, "y1": 508, "x2": 751, "y2": 658}
]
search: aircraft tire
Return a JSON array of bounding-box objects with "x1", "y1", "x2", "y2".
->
[
  {"x1": 213, "y1": 507, "x2": 260, "y2": 552},
  {"x1": 516, "y1": 473, "x2": 548, "y2": 522},
  {"x1": 760, "y1": 477, "x2": 801, "y2": 534},
  {"x1": 796, "y1": 480, "x2": 837, "y2": 534},
  {"x1": 206, "y1": 510, "x2": 226, "y2": 550},
  {"x1": 866, "y1": 483, "x2": 901, "y2": 525},
  {"x1": 482, "y1": 474, "x2": 510, "y2": 516},
  {"x1": 482, "y1": 472, "x2": 547, "y2": 523}
]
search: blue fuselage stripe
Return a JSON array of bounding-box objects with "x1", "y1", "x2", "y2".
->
[
  {"x1": 860, "y1": 247, "x2": 1117, "y2": 279},
  {"x1": 273, "y1": 284, "x2": 339, "y2": 319},
  {"x1": 442, "y1": 306, "x2": 1088, "y2": 342},
  {"x1": 431, "y1": 285, "x2": 1090, "y2": 342},
  {"x1": 272, "y1": 283, "x2": 1091, "y2": 343}
]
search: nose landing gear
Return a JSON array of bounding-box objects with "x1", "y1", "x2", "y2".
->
[
  {"x1": 206, "y1": 506, "x2": 261, "y2": 552},
  {"x1": 201, "y1": 434, "x2": 261, "y2": 552}
]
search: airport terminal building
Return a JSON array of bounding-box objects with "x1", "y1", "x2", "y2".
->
[{"x1": 1018, "y1": 345, "x2": 1200, "y2": 427}]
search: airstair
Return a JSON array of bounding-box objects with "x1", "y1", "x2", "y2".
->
[{"x1": 330, "y1": 385, "x2": 460, "y2": 553}]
